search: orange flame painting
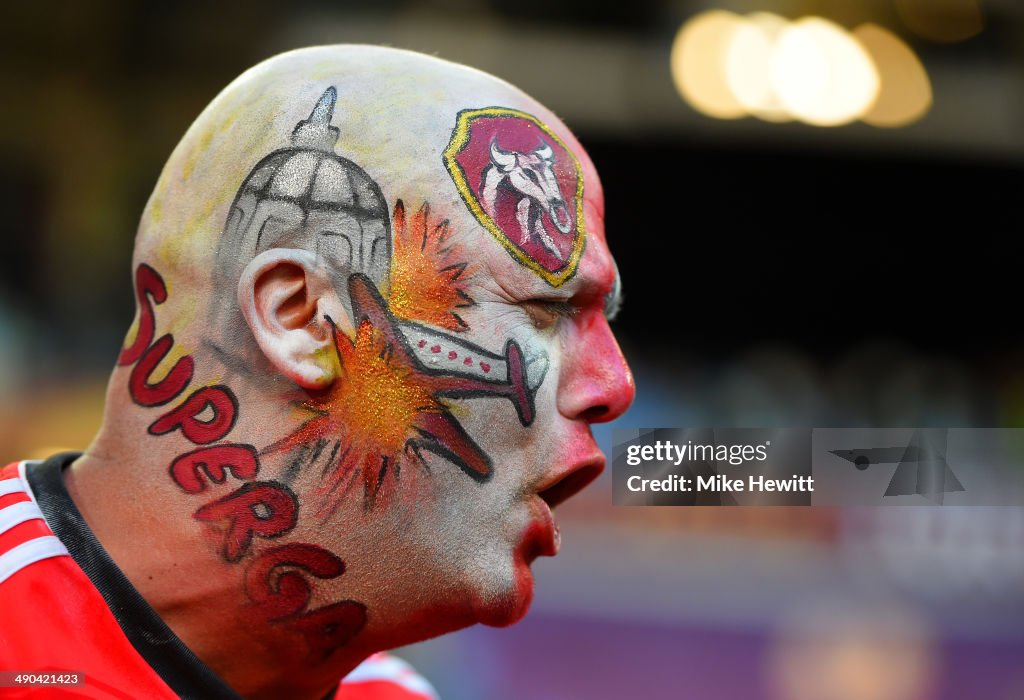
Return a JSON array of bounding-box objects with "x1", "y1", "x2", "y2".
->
[
  {"x1": 387, "y1": 200, "x2": 474, "y2": 331},
  {"x1": 262, "y1": 273, "x2": 535, "y2": 516}
]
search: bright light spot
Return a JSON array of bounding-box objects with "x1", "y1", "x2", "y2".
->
[
  {"x1": 771, "y1": 17, "x2": 880, "y2": 126},
  {"x1": 895, "y1": 0, "x2": 984, "y2": 43},
  {"x1": 671, "y1": 12, "x2": 927, "y2": 128},
  {"x1": 671, "y1": 10, "x2": 747, "y2": 119},
  {"x1": 770, "y1": 603, "x2": 936, "y2": 700},
  {"x1": 725, "y1": 12, "x2": 791, "y2": 122},
  {"x1": 855, "y1": 24, "x2": 933, "y2": 127}
]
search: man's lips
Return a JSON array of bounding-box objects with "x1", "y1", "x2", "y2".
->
[
  {"x1": 522, "y1": 498, "x2": 560, "y2": 562},
  {"x1": 536, "y1": 456, "x2": 605, "y2": 509},
  {"x1": 522, "y1": 454, "x2": 606, "y2": 562}
]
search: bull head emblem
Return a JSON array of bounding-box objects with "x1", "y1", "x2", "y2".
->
[
  {"x1": 482, "y1": 139, "x2": 573, "y2": 260},
  {"x1": 443, "y1": 107, "x2": 585, "y2": 287}
]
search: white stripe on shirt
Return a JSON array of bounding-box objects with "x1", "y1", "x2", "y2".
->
[
  {"x1": 0, "y1": 477, "x2": 25, "y2": 498},
  {"x1": 0, "y1": 536, "x2": 69, "y2": 585},
  {"x1": 0, "y1": 501, "x2": 44, "y2": 535},
  {"x1": 345, "y1": 654, "x2": 439, "y2": 699}
]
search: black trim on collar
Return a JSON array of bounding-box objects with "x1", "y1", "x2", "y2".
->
[{"x1": 26, "y1": 452, "x2": 244, "y2": 700}]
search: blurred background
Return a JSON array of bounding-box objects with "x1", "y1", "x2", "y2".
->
[{"x1": 1, "y1": 1, "x2": 1022, "y2": 698}]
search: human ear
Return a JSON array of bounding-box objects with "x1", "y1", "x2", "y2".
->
[{"x1": 237, "y1": 248, "x2": 342, "y2": 389}]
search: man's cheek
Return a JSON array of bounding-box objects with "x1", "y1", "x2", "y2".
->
[
  {"x1": 451, "y1": 400, "x2": 525, "y2": 458},
  {"x1": 453, "y1": 338, "x2": 560, "y2": 467}
]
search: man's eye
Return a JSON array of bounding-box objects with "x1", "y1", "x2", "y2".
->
[{"x1": 520, "y1": 300, "x2": 578, "y2": 329}]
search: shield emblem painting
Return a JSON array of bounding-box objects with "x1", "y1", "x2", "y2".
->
[{"x1": 443, "y1": 107, "x2": 585, "y2": 287}]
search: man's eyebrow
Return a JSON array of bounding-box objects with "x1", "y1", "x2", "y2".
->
[{"x1": 603, "y1": 274, "x2": 623, "y2": 321}]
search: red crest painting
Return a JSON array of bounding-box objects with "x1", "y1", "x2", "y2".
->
[{"x1": 443, "y1": 108, "x2": 585, "y2": 287}]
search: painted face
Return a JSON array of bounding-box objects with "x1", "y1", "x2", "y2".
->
[
  {"x1": 127, "y1": 83, "x2": 634, "y2": 660},
  {"x1": 408, "y1": 108, "x2": 634, "y2": 626},
  {"x1": 214, "y1": 88, "x2": 393, "y2": 318},
  {"x1": 240, "y1": 94, "x2": 634, "y2": 632},
  {"x1": 404, "y1": 208, "x2": 633, "y2": 627},
  {"x1": 269, "y1": 101, "x2": 636, "y2": 631}
]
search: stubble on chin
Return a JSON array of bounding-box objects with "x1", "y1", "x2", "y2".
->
[{"x1": 467, "y1": 554, "x2": 535, "y2": 628}]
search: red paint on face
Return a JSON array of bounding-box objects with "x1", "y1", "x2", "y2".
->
[
  {"x1": 149, "y1": 385, "x2": 238, "y2": 445},
  {"x1": 243, "y1": 545, "x2": 367, "y2": 663},
  {"x1": 193, "y1": 481, "x2": 298, "y2": 562},
  {"x1": 245, "y1": 543, "x2": 346, "y2": 621},
  {"x1": 286, "y1": 600, "x2": 368, "y2": 664},
  {"x1": 557, "y1": 309, "x2": 634, "y2": 425},
  {"x1": 118, "y1": 264, "x2": 167, "y2": 367},
  {"x1": 450, "y1": 114, "x2": 581, "y2": 273},
  {"x1": 128, "y1": 334, "x2": 195, "y2": 407},
  {"x1": 262, "y1": 275, "x2": 543, "y2": 514},
  {"x1": 119, "y1": 262, "x2": 364, "y2": 654},
  {"x1": 169, "y1": 444, "x2": 261, "y2": 494},
  {"x1": 550, "y1": 135, "x2": 633, "y2": 427}
]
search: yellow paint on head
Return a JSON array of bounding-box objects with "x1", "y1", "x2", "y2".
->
[{"x1": 389, "y1": 199, "x2": 473, "y2": 331}]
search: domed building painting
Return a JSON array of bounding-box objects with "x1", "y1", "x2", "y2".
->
[{"x1": 216, "y1": 87, "x2": 391, "y2": 287}]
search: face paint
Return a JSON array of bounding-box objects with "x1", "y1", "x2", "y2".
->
[
  {"x1": 215, "y1": 88, "x2": 391, "y2": 293},
  {"x1": 118, "y1": 63, "x2": 632, "y2": 659},
  {"x1": 193, "y1": 481, "x2": 299, "y2": 562},
  {"x1": 388, "y1": 200, "x2": 473, "y2": 332},
  {"x1": 119, "y1": 88, "x2": 562, "y2": 656},
  {"x1": 119, "y1": 262, "x2": 366, "y2": 663},
  {"x1": 443, "y1": 108, "x2": 586, "y2": 286},
  {"x1": 206, "y1": 89, "x2": 550, "y2": 521},
  {"x1": 261, "y1": 273, "x2": 541, "y2": 516},
  {"x1": 169, "y1": 444, "x2": 260, "y2": 494}
]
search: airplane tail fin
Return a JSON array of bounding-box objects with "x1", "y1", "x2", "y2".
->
[{"x1": 504, "y1": 340, "x2": 535, "y2": 426}]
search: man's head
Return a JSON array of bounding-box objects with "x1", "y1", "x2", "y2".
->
[{"x1": 99, "y1": 45, "x2": 633, "y2": 670}]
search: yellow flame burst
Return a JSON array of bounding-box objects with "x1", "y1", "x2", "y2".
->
[
  {"x1": 388, "y1": 200, "x2": 473, "y2": 331},
  {"x1": 265, "y1": 319, "x2": 443, "y2": 511}
]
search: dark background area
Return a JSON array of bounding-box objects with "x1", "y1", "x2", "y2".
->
[{"x1": 595, "y1": 138, "x2": 1023, "y2": 356}]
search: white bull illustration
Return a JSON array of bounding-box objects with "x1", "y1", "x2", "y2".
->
[{"x1": 480, "y1": 139, "x2": 573, "y2": 260}]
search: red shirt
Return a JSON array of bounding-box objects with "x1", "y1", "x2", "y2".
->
[{"x1": 0, "y1": 456, "x2": 437, "y2": 699}]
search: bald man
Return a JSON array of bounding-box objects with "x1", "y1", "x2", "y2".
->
[{"x1": 0, "y1": 46, "x2": 634, "y2": 699}]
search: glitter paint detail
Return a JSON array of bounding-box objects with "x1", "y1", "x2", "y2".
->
[
  {"x1": 264, "y1": 314, "x2": 445, "y2": 512},
  {"x1": 387, "y1": 200, "x2": 474, "y2": 331},
  {"x1": 263, "y1": 274, "x2": 537, "y2": 515}
]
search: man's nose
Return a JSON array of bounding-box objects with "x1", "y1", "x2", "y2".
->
[{"x1": 556, "y1": 313, "x2": 635, "y2": 423}]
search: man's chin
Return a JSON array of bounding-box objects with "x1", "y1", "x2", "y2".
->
[{"x1": 473, "y1": 562, "x2": 535, "y2": 628}]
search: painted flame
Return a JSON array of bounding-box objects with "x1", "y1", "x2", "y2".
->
[
  {"x1": 388, "y1": 200, "x2": 473, "y2": 331},
  {"x1": 264, "y1": 319, "x2": 442, "y2": 512}
]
